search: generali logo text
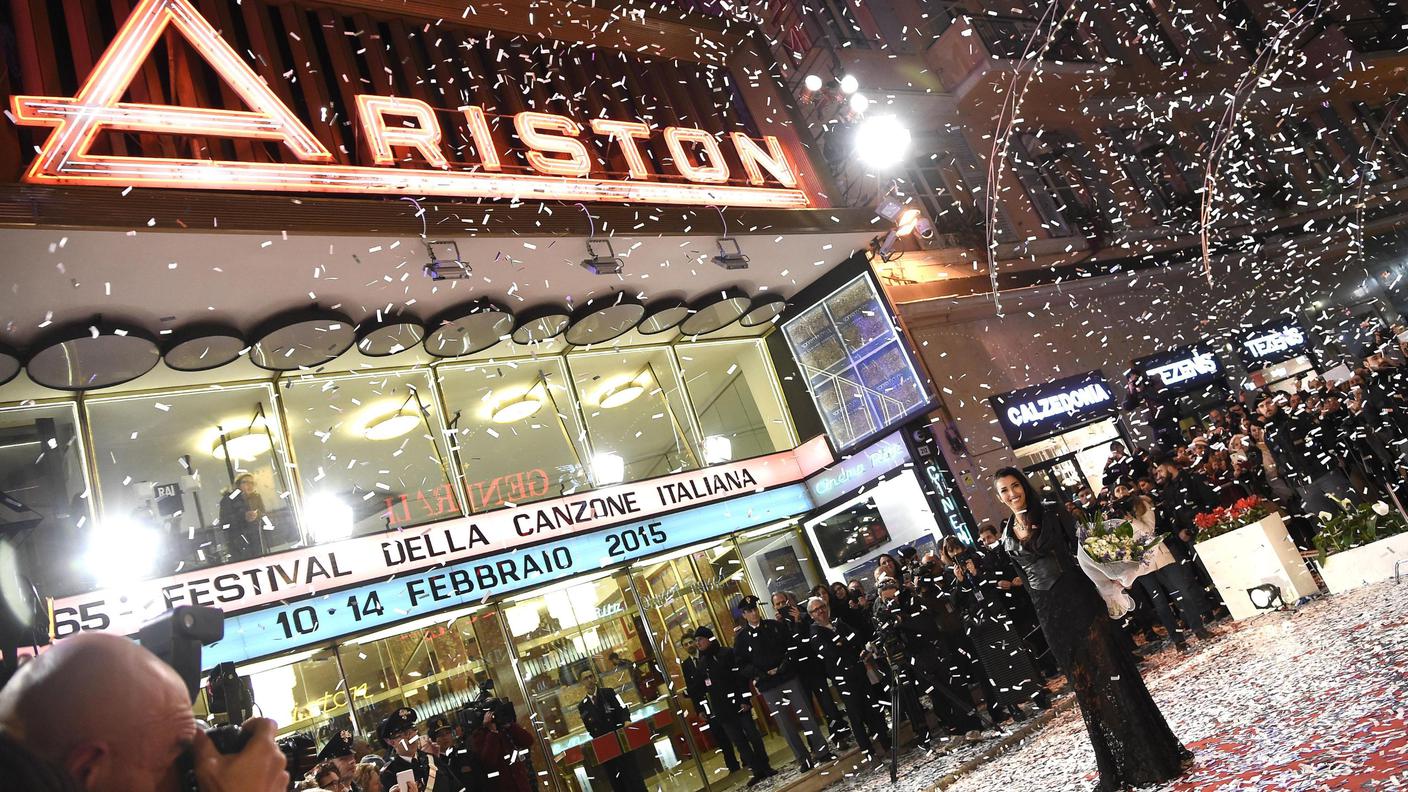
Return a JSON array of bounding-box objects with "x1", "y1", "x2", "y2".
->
[{"x1": 10, "y1": 0, "x2": 809, "y2": 208}]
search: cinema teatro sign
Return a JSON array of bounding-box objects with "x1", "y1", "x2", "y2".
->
[
  {"x1": 50, "y1": 436, "x2": 833, "y2": 642},
  {"x1": 10, "y1": 0, "x2": 810, "y2": 209}
]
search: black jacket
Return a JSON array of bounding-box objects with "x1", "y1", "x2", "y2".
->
[
  {"x1": 734, "y1": 618, "x2": 799, "y2": 689},
  {"x1": 695, "y1": 642, "x2": 756, "y2": 717},
  {"x1": 1001, "y1": 503, "x2": 1080, "y2": 591},
  {"x1": 578, "y1": 688, "x2": 629, "y2": 737},
  {"x1": 808, "y1": 617, "x2": 869, "y2": 686},
  {"x1": 1156, "y1": 470, "x2": 1221, "y2": 539}
]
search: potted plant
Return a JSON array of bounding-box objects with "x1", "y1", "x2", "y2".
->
[
  {"x1": 1192, "y1": 495, "x2": 1320, "y2": 620},
  {"x1": 1313, "y1": 499, "x2": 1408, "y2": 595}
]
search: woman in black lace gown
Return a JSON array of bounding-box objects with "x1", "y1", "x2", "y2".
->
[{"x1": 993, "y1": 467, "x2": 1190, "y2": 790}]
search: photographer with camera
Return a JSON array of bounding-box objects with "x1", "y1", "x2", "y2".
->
[
  {"x1": 0, "y1": 632, "x2": 288, "y2": 792},
  {"x1": 465, "y1": 689, "x2": 531, "y2": 792}
]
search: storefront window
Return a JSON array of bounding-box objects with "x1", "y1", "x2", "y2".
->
[
  {"x1": 737, "y1": 525, "x2": 824, "y2": 600},
  {"x1": 782, "y1": 274, "x2": 932, "y2": 450},
  {"x1": 674, "y1": 341, "x2": 794, "y2": 463},
  {"x1": 239, "y1": 648, "x2": 353, "y2": 745},
  {"x1": 438, "y1": 360, "x2": 591, "y2": 511},
  {"x1": 568, "y1": 349, "x2": 699, "y2": 485},
  {"x1": 504, "y1": 572, "x2": 704, "y2": 792},
  {"x1": 0, "y1": 402, "x2": 92, "y2": 597},
  {"x1": 280, "y1": 371, "x2": 456, "y2": 539},
  {"x1": 84, "y1": 385, "x2": 297, "y2": 583}
]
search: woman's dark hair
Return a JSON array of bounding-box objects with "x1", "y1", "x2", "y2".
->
[
  {"x1": 938, "y1": 535, "x2": 967, "y2": 564},
  {"x1": 874, "y1": 553, "x2": 901, "y2": 578},
  {"x1": 993, "y1": 466, "x2": 1045, "y2": 525}
]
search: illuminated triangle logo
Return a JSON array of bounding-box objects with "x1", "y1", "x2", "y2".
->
[{"x1": 11, "y1": 0, "x2": 332, "y2": 182}]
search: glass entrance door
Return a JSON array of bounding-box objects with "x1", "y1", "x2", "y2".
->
[
  {"x1": 1025, "y1": 455, "x2": 1085, "y2": 503},
  {"x1": 502, "y1": 572, "x2": 705, "y2": 792}
]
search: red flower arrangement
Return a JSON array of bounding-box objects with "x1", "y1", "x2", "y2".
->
[{"x1": 1193, "y1": 495, "x2": 1276, "y2": 540}]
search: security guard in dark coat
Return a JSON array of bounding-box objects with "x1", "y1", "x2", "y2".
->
[
  {"x1": 317, "y1": 729, "x2": 360, "y2": 791},
  {"x1": 379, "y1": 707, "x2": 445, "y2": 792},
  {"x1": 578, "y1": 670, "x2": 647, "y2": 792}
]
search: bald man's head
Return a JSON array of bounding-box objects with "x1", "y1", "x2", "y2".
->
[{"x1": 0, "y1": 632, "x2": 196, "y2": 792}]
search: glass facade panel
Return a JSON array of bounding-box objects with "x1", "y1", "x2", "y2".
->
[
  {"x1": 782, "y1": 275, "x2": 931, "y2": 450},
  {"x1": 280, "y1": 370, "x2": 456, "y2": 539},
  {"x1": 674, "y1": 341, "x2": 793, "y2": 464},
  {"x1": 438, "y1": 359, "x2": 591, "y2": 511},
  {"x1": 0, "y1": 403, "x2": 92, "y2": 597},
  {"x1": 568, "y1": 349, "x2": 700, "y2": 485},
  {"x1": 504, "y1": 572, "x2": 703, "y2": 792},
  {"x1": 84, "y1": 385, "x2": 297, "y2": 582},
  {"x1": 240, "y1": 648, "x2": 352, "y2": 745}
]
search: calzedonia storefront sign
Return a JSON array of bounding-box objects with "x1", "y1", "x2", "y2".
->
[
  {"x1": 989, "y1": 371, "x2": 1118, "y2": 448},
  {"x1": 50, "y1": 437, "x2": 833, "y2": 648},
  {"x1": 1236, "y1": 318, "x2": 1310, "y2": 368},
  {"x1": 10, "y1": 0, "x2": 809, "y2": 209},
  {"x1": 1131, "y1": 343, "x2": 1225, "y2": 396}
]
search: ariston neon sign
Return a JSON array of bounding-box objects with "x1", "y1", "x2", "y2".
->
[{"x1": 10, "y1": 0, "x2": 811, "y2": 209}]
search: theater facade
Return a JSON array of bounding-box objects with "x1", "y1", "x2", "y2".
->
[{"x1": 0, "y1": 0, "x2": 973, "y2": 789}]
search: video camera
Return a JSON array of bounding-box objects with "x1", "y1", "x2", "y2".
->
[
  {"x1": 139, "y1": 606, "x2": 253, "y2": 790},
  {"x1": 457, "y1": 679, "x2": 517, "y2": 731}
]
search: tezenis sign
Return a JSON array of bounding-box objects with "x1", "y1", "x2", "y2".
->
[{"x1": 10, "y1": 0, "x2": 810, "y2": 209}]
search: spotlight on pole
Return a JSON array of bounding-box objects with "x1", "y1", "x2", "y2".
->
[
  {"x1": 849, "y1": 92, "x2": 869, "y2": 114},
  {"x1": 804, "y1": 74, "x2": 823, "y2": 92},
  {"x1": 853, "y1": 115, "x2": 911, "y2": 170},
  {"x1": 839, "y1": 74, "x2": 859, "y2": 95}
]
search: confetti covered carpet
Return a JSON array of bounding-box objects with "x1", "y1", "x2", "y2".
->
[{"x1": 938, "y1": 579, "x2": 1408, "y2": 791}]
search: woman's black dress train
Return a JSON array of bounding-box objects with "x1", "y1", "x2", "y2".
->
[{"x1": 1004, "y1": 505, "x2": 1188, "y2": 790}]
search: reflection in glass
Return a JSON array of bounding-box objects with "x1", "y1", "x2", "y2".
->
[
  {"x1": 439, "y1": 360, "x2": 590, "y2": 511},
  {"x1": 505, "y1": 573, "x2": 703, "y2": 792},
  {"x1": 675, "y1": 341, "x2": 793, "y2": 463},
  {"x1": 569, "y1": 350, "x2": 699, "y2": 485},
  {"x1": 240, "y1": 648, "x2": 351, "y2": 746},
  {"x1": 85, "y1": 385, "x2": 297, "y2": 582},
  {"x1": 0, "y1": 403, "x2": 92, "y2": 597},
  {"x1": 281, "y1": 371, "x2": 456, "y2": 539},
  {"x1": 781, "y1": 274, "x2": 932, "y2": 449}
]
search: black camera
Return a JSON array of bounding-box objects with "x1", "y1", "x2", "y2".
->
[{"x1": 458, "y1": 679, "x2": 517, "y2": 731}]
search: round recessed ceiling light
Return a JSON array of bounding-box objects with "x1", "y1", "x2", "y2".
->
[
  {"x1": 357, "y1": 317, "x2": 424, "y2": 357},
  {"x1": 211, "y1": 427, "x2": 273, "y2": 461},
  {"x1": 565, "y1": 295, "x2": 644, "y2": 347},
  {"x1": 492, "y1": 395, "x2": 544, "y2": 423},
  {"x1": 27, "y1": 321, "x2": 161, "y2": 391},
  {"x1": 511, "y1": 307, "x2": 571, "y2": 345},
  {"x1": 364, "y1": 408, "x2": 421, "y2": 441},
  {"x1": 679, "y1": 292, "x2": 751, "y2": 336},
  {"x1": 598, "y1": 380, "x2": 646, "y2": 409},
  {"x1": 638, "y1": 300, "x2": 690, "y2": 335},
  {"x1": 740, "y1": 296, "x2": 787, "y2": 327},
  {"x1": 424, "y1": 301, "x2": 514, "y2": 358},
  {"x1": 250, "y1": 310, "x2": 355, "y2": 371},
  {"x1": 163, "y1": 325, "x2": 246, "y2": 372}
]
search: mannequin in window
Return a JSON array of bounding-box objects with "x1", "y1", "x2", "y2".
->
[{"x1": 220, "y1": 473, "x2": 265, "y2": 561}]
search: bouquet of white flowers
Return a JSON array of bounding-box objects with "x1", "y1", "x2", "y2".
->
[{"x1": 1077, "y1": 517, "x2": 1169, "y2": 618}]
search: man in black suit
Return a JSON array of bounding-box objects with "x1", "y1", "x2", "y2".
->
[
  {"x1": 680, "y1": 635, "x2": 739, "y2": 773},
  {"x1": 806, "y1": 596, "x2": 891, "y2": 759},
  {"x1": 578, "y1": 671, "x2": 647, "y2": 792},
  {"x1": 693, "y1": 626, "x2": 778, "y2": 786}
]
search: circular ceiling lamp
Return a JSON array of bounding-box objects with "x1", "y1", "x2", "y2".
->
[
  {"x1": 356, "y1": 315, "x2": 424, "y2": 357},
  {"x1": 250, "y1": 309, "x2": 355, "y2": 371},
  {"x1": 598, "y1": 379, "x2": 646, "y2": 409},
  {"x1": 163, "y1": 325, "x2": 246, "y2": 372},
  {"x1": 740, "y1": 295, "x2": 787, "y2": 328},
  {"x1": 678, "y1": 291, "x2": 751, "y2": 337},
  {"x1": 511, "y1": 307, "x2": 571, "y2": 345},
  {"x1": 0, "y1": 345, "x2": 22, "y2": 389},
  {"x1": 364, "y1": 407, "x2": 421, "y2": 440},
  {"x1": 492, "y1": 394, "x2": 544, "y2": 423},
  {"x1": 211, "y1": 427, "x2": 273, "y2": 461},
  {"x1": 564, "y1": 294, "x2": 644, "y2": 347},
  {"x1": 424, "y1": 301, "x2": 514, "y2": 358},
  {"x1": 27, "y1": 321, "x2": 161, "y2": 391},
  {"x1": 638, "y1": 300, "x2": 690, "y2": 335}
]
